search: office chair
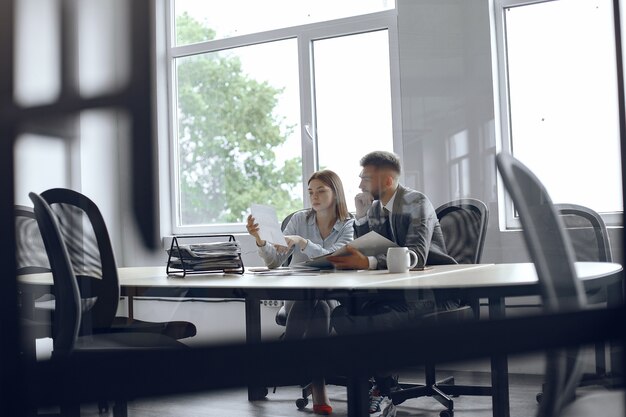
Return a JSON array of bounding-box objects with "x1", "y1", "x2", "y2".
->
[
  {"x1": 388, "y1": 199, "x2": 490, "y2": 417},
  {"x1": 15, "y1": 205, "x2": 56, "y2": 356},
  {"x1": 535, "y1": 203, "x2": 614, "y2": 402},
  {"x1": 16, "y1": 205, "x2": 52, "y2": 275},
  {"x1": 29, "y1": 192, "x2": 187, "y2": 417},
  {"x1": 39, "y1": 188, "x2": 196, "y2": 341},
  {"x1": 495, "y1": 151, "x2": 624, "y2": 417},
  {"x1": 15, "y1": 205, "x2": 55, "y2": 326},
  {"x1": 436, "y1": 198, "x2": 489, "y2": 316}
]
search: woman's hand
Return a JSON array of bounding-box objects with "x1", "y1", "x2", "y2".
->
[
  {"x1": 285, "y1": 235, "x2": 308, "y2": 251},
  {"x1": 246, "y1": 215, "x2": 266, "y2": 247}
]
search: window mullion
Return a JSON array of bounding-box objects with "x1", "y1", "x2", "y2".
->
[{"x1": 298, "y1": 33, "x2": 316, "y2": 206}]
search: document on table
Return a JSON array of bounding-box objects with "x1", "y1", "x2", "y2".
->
[
  {"x1": 248, "y1": 265, "x2": 322, "y2": 275},
  {"x1": 250, "y1": 204, "x2": 287, "y2": 246},
  {"x1": 301, "y1": 231, "x2": 398, "y2": 268}
]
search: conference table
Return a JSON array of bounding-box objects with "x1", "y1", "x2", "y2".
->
[{"x1": 19, "y1": 262, "x2": 624, "y2": 417}]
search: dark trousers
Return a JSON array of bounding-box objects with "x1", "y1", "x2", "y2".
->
[
  {"x1": 331, "y1": 298, "x2": 437, "y2": 396},
  {"x1": 284, "y1": 299, "x2": 338, "y2": 340},
  {"x1": 331, "y1": 298, "x2": 436, "y2": 334}
]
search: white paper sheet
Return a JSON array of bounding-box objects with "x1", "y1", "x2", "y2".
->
[
  {"x1": 250, "y1": 204, "x2": 288, "y2": 246},
  {"x1": 301, "y1": 231, "x2": 398, "y2": 268}
]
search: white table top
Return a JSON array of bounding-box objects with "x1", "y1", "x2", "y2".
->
[{"x1": 19, "y1": 262, "x2": 623, "y2": 293}]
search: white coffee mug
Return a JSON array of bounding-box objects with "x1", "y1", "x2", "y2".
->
[{"x1": 386, "y1": 247, "x2": 418, "y2": 273}]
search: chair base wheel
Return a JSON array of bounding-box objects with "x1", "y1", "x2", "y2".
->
[
  {"x1": 296, "y1": 397, "x2": 309, "y2": 409},
  {"x1": 440, "y1": 410, "x2": 454, "y2": 417}
]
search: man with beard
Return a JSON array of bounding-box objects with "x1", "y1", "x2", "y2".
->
[{"x1": 328, "y1": 150, "x2": 457, "y2": 417}]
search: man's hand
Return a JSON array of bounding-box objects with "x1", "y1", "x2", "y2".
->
[
  {"x1": 327, "y1": 245, "x2": 369, "y2": 270},
  {"x1": 355, "y1": 192, "x2": 374, "y2": 218}
]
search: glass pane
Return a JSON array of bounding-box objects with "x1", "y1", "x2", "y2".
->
[
  {"x1": 14, "y1": 134, "x2": 68, "y2": 206},
  {"x1": 505, "y1": 0, "x2": 623, "y2": 213},
  {"x1": 314, "y1": 30, "x2": 394, "y2": 212},
  {"x1": 14, "y1": 0, "x2": 61, "y2": 106},
  {"x1": 77, "y1": 0, "x2": 131, "y2": 98},
  {"x1": 173, "y1": 0, "x2": 395, "y2": 45},
  {"x1": 174, "y1": 38, "x2": 303, "y2": 226}
]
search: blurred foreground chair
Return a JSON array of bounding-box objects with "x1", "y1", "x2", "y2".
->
[
  {"x1": 39, "y1": 188, "x2": 196, "y2": 341},
  {"x1": 388, "y1": 199, "x2": 490, "y2": 417},
  {"x1": 30, "y1": 192, "x2": 187, "y2": 417},
  {"x1": 496, "y1": 151, "x2": 624, "y2": 417},
  {"x1": 535, "y1": 203, "x2": 614, "y2": 402}
]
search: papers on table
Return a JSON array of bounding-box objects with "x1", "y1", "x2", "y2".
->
[
  {"x1": 167, "y1": 241, "x2": 243, "y2": 271},
  {"x1": 247, "y1": 265, "x2": 322, "y2": 276},
  {"x1": 301, "y1": 231, "x2": 398, "y2": 269},
  {"x1": 250, "y1": 204, "x2": 287, "y2": 246}
]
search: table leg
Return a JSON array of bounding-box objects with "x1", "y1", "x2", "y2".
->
[
  {"x1": 346, "y1": 374, "x2": 369, "y2": 417},
  {"x1": 489, "y1": 296, "x2": 510, "y2": 417},
  {"x1": 607, "y1": 279, "x2": 624, "y2": 378},
  {"x1": 245, "y1": 298, "x2": 266, "y2": 401},
  {"x1": 127, "y1": 295, "x2": 134, "y2": 321}
]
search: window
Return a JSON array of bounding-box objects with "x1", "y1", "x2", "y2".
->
[
  {"x1": 174, "y1": 0, "x2": 396, "y2": 44},
  {"x1": 165, "y1": 1, "x2": 398, "y2": 233},
  {"x1": 314, "y1": 30, "x2": 394, "y2": 210},
  {"x1": 494, "y1": 0, "x2": 623, "y2": 228}
]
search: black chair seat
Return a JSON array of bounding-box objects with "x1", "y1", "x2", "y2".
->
[
  {"x1": 107, "y1": 317, "x2": 197, "y2": 340},
  {"x1": 74, "y1": 332, "x2": 186, "y2": 350}
]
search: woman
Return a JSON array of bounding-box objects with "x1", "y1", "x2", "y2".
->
[{"x1": 246, "y1": 169, "x2": 354, "y2": 415}]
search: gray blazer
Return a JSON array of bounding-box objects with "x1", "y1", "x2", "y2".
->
[{"x1": 354, "y1": 185, "x2": 456, "y2": 269}]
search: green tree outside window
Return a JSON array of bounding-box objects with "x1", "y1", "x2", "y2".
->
[{"x1": 176, "y1": 13, "x2": 303, "y2": 224}]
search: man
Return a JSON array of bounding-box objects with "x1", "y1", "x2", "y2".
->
[{"x1": 328, "y1": 150, "x2": 457, "y2": 417}]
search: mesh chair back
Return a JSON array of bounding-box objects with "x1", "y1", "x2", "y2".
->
[
  {"x1": 40, "y1": 188, "x2": 120, "y2": 332},
  {"x1": 15, "y1": 205, "x2": 51, "y2": 274},
  {"x1": 496, "y1": 152, "x2": 586, "y2": 417},
  {"x1": 29, "y1": 192, "x2": 81, "y2": 356},
  {"x1": 435, "y1": 199, "x2": 489, "y2": 264},
  {"x1": 555, "y1": 204, "x2": 612, "y2": 263}
]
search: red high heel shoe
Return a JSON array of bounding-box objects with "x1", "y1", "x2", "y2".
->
[{"x1": 313, "y1": 404, "x2": 333, "y2": 415}]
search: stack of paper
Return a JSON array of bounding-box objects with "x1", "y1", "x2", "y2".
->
[{"x1": 167, "y1": 241, "x2": 243, "y2": 271}]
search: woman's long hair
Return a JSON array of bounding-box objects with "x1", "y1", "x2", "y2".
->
[{"x1": 307, "y1": 169, "x2": 351, "y2": 221}]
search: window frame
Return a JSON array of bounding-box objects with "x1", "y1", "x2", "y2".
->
[
  {"x1": 161, "y1": 2, "x2": 400, "y2": 235},
  {"x1": 493, "y1": 0, "x2": 623, "y2": 231}
]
